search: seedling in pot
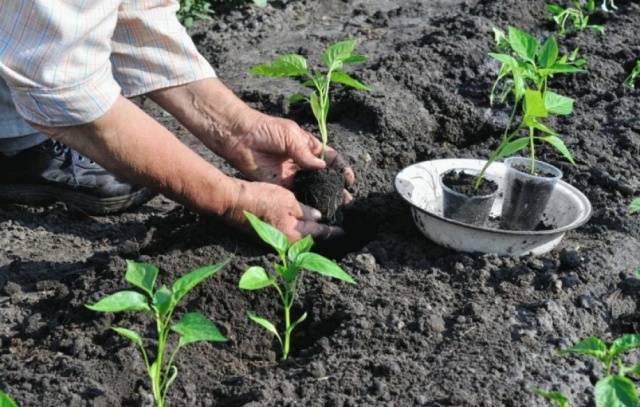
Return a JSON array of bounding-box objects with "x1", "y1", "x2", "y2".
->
[
  {"x1": 0, "y1": 391, "x2": 18, "y2": 407},
  {"x1": 440, "y1": 168, "x2": 499, "y2": 227},
  {"x1": 250, "y1": 39, "x2": 369, "y2": 223},
  {"x1": 536, "y1": 335, "x2": 640, "y2": 407},
  {"x1": 239, "y1": 211, "x2": 355, "y2": 360},
  {"x1": 624, "y1": 60, "x2": 640, "y2": 89},
  {"x1": 547, "y1": 1, "x2": 606, "y2": 36},
  {"x1": 86, "y1": 260, "x2": 228, "y2": 407}
]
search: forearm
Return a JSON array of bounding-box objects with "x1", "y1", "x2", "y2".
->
[
  {"x1": 31, "y1": 96, "x2": 241, "y2": 216},
  {"x1": 148, "y1": 78, "x2": 254, "y2": 157}
]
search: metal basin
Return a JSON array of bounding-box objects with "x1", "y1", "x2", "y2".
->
[{"x1": 394, "y1": 159, "x2": 592, "y2": 256}]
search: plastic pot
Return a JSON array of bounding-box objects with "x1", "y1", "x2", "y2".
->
[
  {"x1": 500, "y1": 157, "x2": 563, "y2": 231},
  {"x1": 440, "y1": 168, "x2": 499, "y2": 227}
]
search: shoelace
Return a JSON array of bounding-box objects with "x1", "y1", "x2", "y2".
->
[{"x1": 50, "y1": 140, "x2": 94, "y2": 185}]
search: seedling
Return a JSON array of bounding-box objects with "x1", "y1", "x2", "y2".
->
[
  {"x1": 537, "y1": 335, "x2": 640, "y2": 406},
  {"x1": 477, "y1": 27, "x2": 580, "y2": 186},
  {"x1": 239, "y1": 211, "x2": 355, "y2": 360},
  {"x1": 87, "y1": 260, "x2": 228, "y2": 407},
  {"x1": 250, "y1": 39, "x2": 369, "y2": 160},
  {"x1": 600, "y1": 0, "x2": 618, "y2": 12},
  {"x1": 630, "y1": 197, "x2": 640, "y2": 214},
  {"x1": 534, "y1": 388, "x2": 569, "y2": 407},
  {"x1": 547, "y1": 1, "x2": 605, "y2": 36},
  {"x1": 0, "y1": 391, "x2": 18, "y2": 407},
  {"x1": 624, "y1": 60, "x2": 640, "y2": 89}
]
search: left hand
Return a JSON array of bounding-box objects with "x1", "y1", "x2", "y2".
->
[{"x1": 221, "y1": 110, "x2": 355, "y2": 203}]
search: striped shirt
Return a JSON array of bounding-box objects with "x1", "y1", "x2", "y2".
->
[{"x1": 0, "y1": 0, "x2": 215, "y2": 134}]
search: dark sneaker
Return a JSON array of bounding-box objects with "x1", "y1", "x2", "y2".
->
[{"x1": 0, "y1": 140, "x2": 156, "y2": 214}]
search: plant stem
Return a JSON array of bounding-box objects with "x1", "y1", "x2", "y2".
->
[
  {"x1": 152, "y1": 315, "x2": 165, "y2": 407},
  {"x1": 529, "y1": 127, "x2": 536, "y2": 175},
  {"x1": 282, "y1": 301, "x2": 291, "y2": 360}
]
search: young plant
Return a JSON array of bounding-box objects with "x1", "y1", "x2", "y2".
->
[
  {"x1": 238, "y1": 211, "x2": 355, "y2": 360},
  {"x1": 535, "y1": 388, "x2": 569, "y2": 407},
  {"x1": 553, "y1": 335, "x2": 640, "y2": 406},
  {"x1": 630, "y1": 197, "x2": 640, "y2": 214},
  {"x1": 0, "y1": 391, "x2": 18, "y2": 407},
  {"x1": 624, "y1": 60, "x2": 640, "y2": 89},
  {"x1": 600, "y1": 0, "x2": 618, "y2": 12},
  {"x1": 87, "y1": 260, "x2": 228, "y2": 407},
  {"x1": 177, "y1": 0, "x2": 213, "y2": 28},
  {"x1": 477, "y1": 27, "x2": 580, "y2": 186},
  {"x1": 547, "y1": 1, "x2": 605, "y2": 36},
  {"x1": 250, "y1": 39, "x2": 369, "y2": 160}
]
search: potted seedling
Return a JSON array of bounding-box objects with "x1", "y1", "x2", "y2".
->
[
  {"x1": 86, "y1": 260, "x2": 228, "y2": 407},
  {"x1": 475, "y1": 28, "x2": 581, "y2": 230},
  {"x1": 250, "y1": 39, "x2": 370, "y2": 223},
  {"x1": 439, "y1": 167, "x2": 499, "y2": 227},
  {"x1": 238, "y1": 211, "x2": 355, "y2": 360}
]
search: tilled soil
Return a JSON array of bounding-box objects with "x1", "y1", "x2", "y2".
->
[{"x1": 2, "y1": 0, "x2": 640, "y2": 406}]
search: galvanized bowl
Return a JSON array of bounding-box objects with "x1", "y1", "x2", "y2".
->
[{"x1": 394, "y1": 159, "x2": 592, "y2": 256}]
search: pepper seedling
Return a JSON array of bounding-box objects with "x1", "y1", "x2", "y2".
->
[
  {"x1": 0, "y1": 391, "x2": 18, "y2": 407},
  {"x1": 239, "y1": 211, "x2": 355, "y2": 360},
  {"x1": 552, "y1": 335, "x2": 640, "y2": 406},
  {"x1": 624, "y1": 60, "x2": 640, "y2": 89},
  {"x1": 86, "y1": 260, "x2": 228, "y2": 407},
  {"x1": 547, "y1": 0, "x2": 605, "y2": 36},
  {"x1": 477, "y1": 27, "x2": 580, "y2": 186},
  {"x1": 250, "y1": 39, "x2": 369, "y2": 160}
]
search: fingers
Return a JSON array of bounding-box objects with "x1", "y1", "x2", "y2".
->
[
  {"x1": 324, "y1": 146, "x2": 355, "y2": 187},
  {"x1": 299, "y1": 204, "x2": 322, "y2": 221},
  {"x1": 295, "y1": 220, "x2": 344, "y2": 240},
  {"x1": 287, "y1": 128, "x2": 326, "y2": 171},
  {"x1": 343, "y1": 189, "x2": 353, "y2": 204}
]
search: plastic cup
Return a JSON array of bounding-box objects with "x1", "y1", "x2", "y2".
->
[{"x1": 440, "y1": 168, "x2": 499, "y2": 226}]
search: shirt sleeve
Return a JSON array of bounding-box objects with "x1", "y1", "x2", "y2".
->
[
  {"x1": 0, "y1": 1, "x2": 122, "y2": 127},
  {"x1": 110, "y1": 0, "x2": 216, "y2": 98}
]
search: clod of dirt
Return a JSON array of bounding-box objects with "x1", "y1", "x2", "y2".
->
[
  {"x1": 293, "y1": 168, "x2": 344, "y2": 224},
  {"x1": 442, "y1": 169, "x2": 497, "y2": 196}
]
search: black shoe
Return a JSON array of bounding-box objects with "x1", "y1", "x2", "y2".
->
[{"x1": 0, "y1": 140, "x2": 156, "y2": 214}]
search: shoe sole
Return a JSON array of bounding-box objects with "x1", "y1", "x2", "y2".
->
[{"x1": 0, "y1": 184, "x2": 157, "y2": 215}]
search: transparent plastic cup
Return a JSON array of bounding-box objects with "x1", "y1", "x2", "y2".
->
[
  {"x1": 440, "y1": 168, "x2": 499, "y2": 227},
  {"x1": 500, "y1": 157, "x2": 563, "y2": 231}
]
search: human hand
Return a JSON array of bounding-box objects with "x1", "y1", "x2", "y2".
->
[
  {"x1": 222, "y1": 111, "x2": 355, "y2": 203},
  {"x1": 224, "y1": 179, "x2": 344, "y2": 241}
]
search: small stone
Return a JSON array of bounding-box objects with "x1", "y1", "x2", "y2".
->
[
  {"x1": 3, "y1": 281, "x2": 21, "y2": 296},
  {"x1": 528, "y1": 258, "x2": 545, "y2": 271},
  {"x1": 307, "y1": 361, "x2": 326, "y2": 378},
  {"x1": 560, "y1": 248, "x2": 581, "y2": 270},
  {"x1": 578, "y1": 294, "x2": 596, "y2": 309},
  {"x1": 355, "y1": 253, "x2": 377, "y2": 273},
  {"x1": 426, "y1": 314, "x2": 446, "y2": 333}
]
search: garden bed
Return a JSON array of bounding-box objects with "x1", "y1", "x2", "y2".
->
[{"x1": 1, "y1": 0, "x2": 640, "y2": 405}]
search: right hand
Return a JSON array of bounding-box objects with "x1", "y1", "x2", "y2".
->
[{"x1": 225, "y1": 180, "x2": 344, "y2": 242}]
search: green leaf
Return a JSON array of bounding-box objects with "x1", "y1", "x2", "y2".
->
[
  {"x1": 243, "y1": 211, "x2": 289, "y2": 254},
  {"x1": 125, "y1": 260, "x2": 158, "y2": 297},
  {"x1": 496, "y1": 137, "x2": 530, "y2": 160},
  {"x1": 171, "y1": 312, "x2": 227, "y2": 346},
  {"x1": 112, "y1": 327, "x2": 144, "y2": 348},
  {"x1": 524, "y1": 89, "x2": 548, "y2": 118},
  {"x1": 285, "y1": 312, "x2": 308, "y2": 336},
  {"x1": 288, "y1": 235, "x2": 314, "y2": 262},
  {"x1": 544, "y1": 91, "x2": 574, "y2": 115},
  {"x1": 489, "y1": 53, "x2": 518, "y2": 66},
  {"x1": 239, "y1": 266, "x2": 272, "y2": 290},
  {"x1": 547, "y1": 3, "x2": 565, "y2": 16},
  {"x1": 342, "y1": 54, "x2": 368, "y2": 64},
  {"x1": 538, "y1": 37, "x2": 559, "y2": 68},
  {"x1": 0, "y1": 391, "x2": 18, "y2": 407},
  {"x1": 609, "y1": 334, "x2": 640, "y2": 358},
  {"x1": 492, "y1": 27, "x2": 508, "y2": 47},
  {"x1": 540, "y1": 64, "x2": 583, "y2": 75},
  {"x1": 594, "y1": 375, "x2": 638, "y2": 407},
  {"x1": 297, "y1": 253, "x2": 356, "y2": 284},
  {"x1": 330, "y1": 71, "x2": 370, "y2": 91},
  {"x1": 586, "y1": 0, "x2": 596, "y2": 12},
  {"x1": 534, "y1": 388, "x2": 569, "y2": 407},
  {"x1": 590, "y1": 25, "x2": 605, "y2": 34},
  {"x1": 247, "y1": 312, "x2": 282, "y2": 343},
  {"x1": 253, "y1": 0, "x2": 267, "y2": 7},
  {"x1": 172, "y1": 261, "x2": 227, "y2": 304},
  {"x1": 309, "y1": 92, "x2": 324, "y2": 125},
  {"x1": 86, "y1": 291, "x2": 150, "y2": 313},
  {"x1": 288, "y1": 93, "x2": 307, "y2": 105},
  {"x1": 561, "y1": 336, "x2": 607, "y2": 360},
  {"x1": 323, "y1": 39, "x2": 357, "y2": 70},
  {"x1": 541, "y1": 135, "x2": 575, "y2": 164},
  {"x1": 508, "y1": 27, "x2": 539, "y2": 62},
  {"x1": 629, "y1": 198, "x2": 640, "y2": 215},
  {"x1": 250, "y1": 54, "x2": 308, "y2": 77},
  {"x1": 152, "y1": 285, "x2": 173, "y2": 317}
]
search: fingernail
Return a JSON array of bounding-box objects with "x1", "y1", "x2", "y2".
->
[{"x1": 311, "y1": 209, "x2": 322, "y2": 220}]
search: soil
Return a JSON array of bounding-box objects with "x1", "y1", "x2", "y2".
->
[
  {"x1": 293, "y1": 168, "x2": 344, "y2": 225},
  {"x1": 510, "y1": 163, "x2": 559, "y2": 178},
  {"x1": 442, "y1": 170, "x2": 498, "y2": 197},
  {"x1": 2, "y1": 0, "x2": 640, "y2": 406}
]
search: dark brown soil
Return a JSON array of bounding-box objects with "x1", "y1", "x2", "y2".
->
[
  {"x1": 442, "y1": 169, "x2": 498, "y2": 196},
  {"x1": 293, "y1": 168, "x2": 344, "y2": 224},
  {"x1": 2, "y1": 0, "x2": 640, "y2": 406},
  {"x1": 511, "y1": 162, "x2": 559, "y2": 178}
]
